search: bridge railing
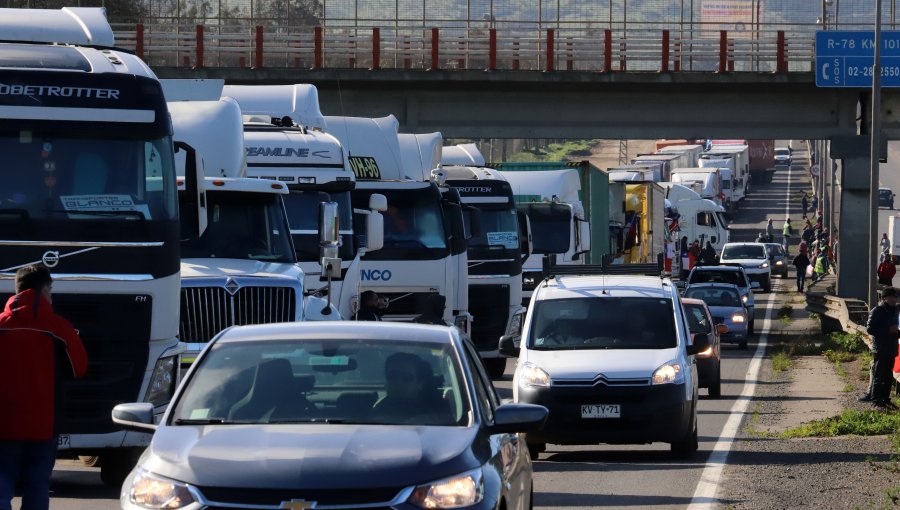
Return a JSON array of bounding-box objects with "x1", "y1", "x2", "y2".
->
[{"x1": 112, "y1": 23, "x2": 817, "y2": 73}]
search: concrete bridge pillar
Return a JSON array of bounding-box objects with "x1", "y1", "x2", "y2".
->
[{"x1": 833, "y1": 137, "x2": 875, "y2": 303}]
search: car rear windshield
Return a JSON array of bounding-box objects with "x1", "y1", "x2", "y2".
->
[
  {"x1": 689, "y1": 270, "x2": 746, "y2": 288},
  {"x1": 722, "y1": 245, "x2": 766, "y2": 260},
  {"x1": 172, "y1": 339, "x2": 471, "y2": 427},
  {"x1": 528, "y1": 297, "x2": 677, "y2": 350},
  {"x1": 685, "y1": 287, "x2": 742, "y2": 307}
]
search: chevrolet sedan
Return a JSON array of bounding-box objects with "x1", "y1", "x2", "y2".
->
[{"x1": 112, "y1": 322, "x2": 547, "y2": 510}]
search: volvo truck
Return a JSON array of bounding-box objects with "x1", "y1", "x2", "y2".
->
[
  {"x1": 0, "y1": 8, "x2": 204, "y2": 485},
  {"x1": 221, "y1": 84, "x2": 385, "y2": 320},
  {"x1": 442, "y1": 144, "x2": 531, "y2": 378}
]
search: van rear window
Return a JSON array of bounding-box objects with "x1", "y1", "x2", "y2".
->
[{"x1": 528, "y1": 297, "x2": 677, "y2": 350}]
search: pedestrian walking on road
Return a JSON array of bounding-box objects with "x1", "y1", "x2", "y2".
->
[
  {"x1": 699, "y1": 241, "x2": 717, "y2": 266},
  {"x1": 862, "y1": 287, "x2": 900, "y2": 408},
  {"x1": 878, "y1": 256, "x2": 897, "y2": 287},
  {"x1": 881, "y1": 233, "x2": 891, "y2": 258},
  {"x1": 0, "y1": 264, "x2": 88, "y2": 510},
  {"x1": 812, "y1": 247, "x2": 829, "y2": 281},
  {"x1": 801, "y1": 193, "x2": 809, "y2": 217},
  {"x1": 765, "y1": 219, "x2": 775, "y2": 243},
  {"x1": 688, "y1": 240, "x2": 701, "y2": 271},
  {"x1": 792, "y1": 251, "x2": 811, "y2": 292},
  {"x1": 811, "y1": 194, "x2": 819, "y2": 213},
  {"x1": 782, "y1": 218, "x2": 794, "y2": 255},
  {"x1": 413, "y1": 294, "x2": 449, "y2": 326}
]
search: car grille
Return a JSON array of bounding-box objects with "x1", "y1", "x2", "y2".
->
[
  {"x1": 0, "y1": 292, "x2": 153, "y2": 435},
  {"x1": 469, "y1": 284, "x2": 510, "y2": 350},
  {"x1": 180, "y1": 286, "x2": 296, "y2": 343},
  {"x1": 197, "y1": 486, "x2": 404, "y2": 508},
  {"x1": 553, "y1": 375, "x2": 650, "y2": 387}
]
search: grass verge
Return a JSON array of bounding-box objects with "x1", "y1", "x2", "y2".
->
[
  {"x1": 781, "y1": 409, "x2": 900, "y2": 438},
  {"x1": 771, "y1": 348, "x2": 792, "y2": 374}
]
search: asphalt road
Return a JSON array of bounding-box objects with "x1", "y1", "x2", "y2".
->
[{"x1": 31, "y1": 148, "x2": 806, "y2": 510}]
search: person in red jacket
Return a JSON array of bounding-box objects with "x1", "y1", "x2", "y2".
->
[
  {"x1": 0, "y1": 264, "x2": 87, "y2": 510},
  {"x1": 878, "y1": 255, "x2": 897, "y2": 286}
]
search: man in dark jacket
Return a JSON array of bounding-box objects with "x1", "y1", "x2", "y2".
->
[
  {"x1": 413, "y1": 294, "x2": 448, "y2": 326},
  {"x1": 699, "y1": 241, "x2": 717, "y2": 266},
  {"x1": 792, "y1": 251, "x2": 811, "y2": 292},
  {"x1": 862, "y1": 287, "x2": 900, "y2": 408},
  {"x1": 355, "y1": 291, "x2": 383, "y2": 321},
  {"x1": 0, "y1": 264, "x2": 88, "y2": 510}
]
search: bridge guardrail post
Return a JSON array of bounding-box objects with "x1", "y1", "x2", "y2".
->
[
  {"x1": 661, "y1": 30, "x2": 669, "y2": 72},
  {"x1": 430, "y1": 28, "x2": 440, "y2": 70},
  {"x1": 727, "y1": 38, "x2": 734, "y2": 71},
  {"x1": 195, "y1": 24, "x2": 204, "y2": 68},
  {"x1": 776, "y1": 31, "x2": 787, "y2": 73},
  {"x1": 135, "y1": 23, "x2": 144, "y2": 60},
  {"x1": 604, "y1": 29, "x2": 612, "y2": 72},
  {"x1": 255, "y1": 25, "x2": 264, "y2": 69},
  {"x1": 718, "y1": 30, "x2": 727, "y2": 72},
  {"x1": 314, "y1": 26, "x2": 323, "y2": 69},
  {"x1": 403, "y1": 34, "x2": 411, "y2": 69},
  {"x1": 512, "y1": 37, "x2": 519, "y2": 70},
  {"x1": 488, "y1": 28, "x2": 497, "y2": 71},
  {"x1": 674, "y1": 39, "x2": 681, "y2": 71},
  {"x1": 566, "y1": 37, "x2": 573, "y2": 71},
  {"x1": 546, "y1": 28, "x2": 555, "y2": 72},
  {"x1": 619, "y1": 39, "x2": 626, "y2": 71},
  {"x1": 372, "y1": 27, "x2": 381, "y2": 70}
]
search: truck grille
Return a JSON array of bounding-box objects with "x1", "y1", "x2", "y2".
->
[
  {"x1": 179, "y1": 286, "x2": 296, "y2": 343},
  {"x1": 469, "y1": 284, "x2": 510, "y2": 350}
]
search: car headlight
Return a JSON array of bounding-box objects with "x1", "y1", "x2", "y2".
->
[
  {"x1": 409, "y1": 468, "x2": 484, "y2": 509},
  {"x1": 145, "y1": 356, "x2": 178, "y2": 408},
  {"x1": 651, "y1": 361, "x2": 684, "y2": 385},
  {"x1": 759, "y1": 262, "x2": 769, "y2": 269},
  {"x1": 517, "y1": 361, "x2": 551, "y2": 388},
  {"x1": 741, "y1": 294, "x2": 749, "y2": 304},
  {"x1": 505, "y1": 312, "x2": 524, "y2": 337},
  {"x1": 731, "y1": 313, "x2": 746, "y2": 323},
  {"x1": 128, "y1": 468, "x2": 194, "y2": 509},
  {"x1": 775, "y1": 260, "x2": 784, "y2": 266}
]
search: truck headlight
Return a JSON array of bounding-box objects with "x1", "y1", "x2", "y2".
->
[
  {"x1": 517, "y1": 361, "x2": 550, "y2": 388},
  {"x1": 128, "y1": 468, "x2": 194, "y2": 509},
  {"x1": 651, "y1": 361, "x2": 684, "y2": 385},
  {"x1": 409, "y1": 468, "x2": 484, "y2": 509},
  {"x1": 145, "y1": 356, "x2": 178, "y2": 408}
]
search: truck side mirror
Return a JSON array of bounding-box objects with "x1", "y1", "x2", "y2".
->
[
  {"x1": 369, "y1": 193, "x2": 388, "y2": 212},
  {"x1": 175, "y1": 141, "x2": 207, "y2": 240},
  {"x1": 446, "y1": 202, "x2": 467, "y2": 254},
  {"x1": 365, "y1": 212, "x2": 384, "y2": 252},
  {"x1": 578, "y1": 217, "x2": 591, "y2": 253},
  {"x1": 465, "y1": 206, "x2": 484, "y2": 239},
  {"x1": 319, "y1": 202, "x2": 341, "y2": 279},
  {"x1": 517, "y1": 210, "x2": 532, "y2": 260}
]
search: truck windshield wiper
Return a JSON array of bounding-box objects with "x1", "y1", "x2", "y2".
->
[
  {"x1": 0, "y1": 208, "x2": 30, "y2": 219},
  {"x1": 44, "y1": 209, "x2": 146, "y2": 220}
]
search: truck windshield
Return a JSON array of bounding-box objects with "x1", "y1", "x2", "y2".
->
[
  {"x1": 464, "y1": 206, "x2": 519, "y2": 259},
  {"x1": 519, "y1": 202, "x2": 571, "y2": 255},
  {"x1": 180, "y1": 191, "x2": 294, "y2": 263},
  {"x1": 0, "y1": 133, "x2": 177, "y2": 239},
  {"x1": 529, "y1": 297, "x2": 677, "y2": 350},
  {"x1": 353, "y1": 186, "x2": 449, "y2": 261},
  {"x1": 282, "y1": 190, "x2": 354, "y2": 262}
]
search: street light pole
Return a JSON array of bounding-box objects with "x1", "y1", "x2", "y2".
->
[{"x1": 869, "y1": 0, "x2": 883, "y2": 306}]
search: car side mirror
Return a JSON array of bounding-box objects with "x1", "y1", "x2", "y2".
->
[
  {"x1": 716, "y1": 323, "x2": 729, "y2": 335},
  {"x1": 489, "y1": 403, "x2": 548, "y2": 434},
  {"x1": 498, "y1": 335, "x2": 520, "y2": 358},
  {"x1": 111, "y1": 402, "x2": 157, "y2": 433},
  {"x1": 687, "y1": 333, "x2": 710, "y2": 356},
  {"x1": 750, "y1": 281, "x2": 761, "y2": 290}
]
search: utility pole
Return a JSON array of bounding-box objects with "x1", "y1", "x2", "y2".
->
[{"x1": 869, "y1": 0, "x2": 883, "y2": 306}]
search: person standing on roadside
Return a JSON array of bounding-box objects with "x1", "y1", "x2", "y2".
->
[
  {"x1": 881, "y1": 233, "x2": 891, "y2": 258},
  {"x1": 688, "y1": 240, "x2": 701, "y2": 271},
  {"x1": 355, "y1": 290, "x2": 383, "y2": 321},
  {"x1": 811, "y1": 194, "x2": 819, "y2": 213},
  {"x1": 0, "y1": 264, "x2": 88, "y2": 510},
  {"x1": 782, "y1": 218, "x2": 794, "y2": 255},
  {"x1": 878, "y1": 255, "x2": 896, "y2": 287},
  {"x1": 862, "y1": 287, "x2": 900, "y2": 408},
  {"x1": 801, "y1": 193, "x2": 809, "y2": 218},
  {"x1": 765, "y1": 218, "x2": 775, "y2": 243},
  {"x1": 699, "y1": 241, "x2": 717, "y2": 266},
  {"x1": 792, "y1": 251, "x2": 811, "y2": 292}
]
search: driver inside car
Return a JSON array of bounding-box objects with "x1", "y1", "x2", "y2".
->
[{"x1": 371, "y1": 353, "x2": 451, "y2": 424}]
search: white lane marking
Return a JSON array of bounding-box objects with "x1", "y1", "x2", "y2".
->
[
  {"x1": 686, "y1": 295, "x2": 776, "y2": 509},
  {"x1": 687, "y1": 160, "x2": 793, "y2": 509}
]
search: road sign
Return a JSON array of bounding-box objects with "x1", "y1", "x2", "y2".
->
[{"x1": 816, "y1": 30, "x2": 900, "y2": 87}]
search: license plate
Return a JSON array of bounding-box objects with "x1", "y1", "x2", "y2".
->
[
  {"x1": 57, "y1": 434, "x2": 70, "y2": 449},
  {"x1": 581, "y1": 404, "x2": 621, "y2": 419}
]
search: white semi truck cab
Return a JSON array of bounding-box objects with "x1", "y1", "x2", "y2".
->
[
  {"x1": 221, "y1": 84, "x2": 385, "y2": 320},
  {"x1": 0, "y1": 8, "x2": 204, "y2": 485},
  {"x1": 661, "y1": 183, "x2": 730, "y2": 254}
]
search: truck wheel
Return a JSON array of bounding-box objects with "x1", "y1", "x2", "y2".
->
[
  {"x1": 484, "y1": 358, "x2": 507, "y2": 379},
  {"x1": 100, "y1": 449, "x2": 142, "y2": 488},
  {"x1": 79, "y1": 455, "x2": 101, "y2": 468}
]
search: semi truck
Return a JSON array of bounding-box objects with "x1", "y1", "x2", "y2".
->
[
  {"x1": 699, "y1": 156, "x2": 742, "y2": 215},
  {"x1": 670, "y1": 167, "x2": 725, "y2": 208},
  {"x1": 608, "y1": 165, "x2": 660, "y2": 182},
  {"x1": 702, "y1": 145, "x2": 750, "y2": 200},
  {"x1": 0, "y1": 8, "x2": 204, "y2": 484},
  {"x1": 632, "y1": 153, "x2": 688, "y2": 182},
  {"x1": 711, "y1": 139, "x2": 774, "y2": 184},
  {"x1": 442, "y1": 144, "x2": 531, "y2": 378},
  {"x1": 660, "y1": 183, "x2": 730, "y2": 256},
  {"x1": 622, "y1": 182, "x2": 669, "y2": 265},
  {"x1": 221, "y1": 84, "x2": 385, "y2": 320},
  {"x1": 658, "y1": 144, "x2": 705, "y2": 167}
]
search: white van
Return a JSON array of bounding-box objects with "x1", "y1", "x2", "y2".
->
[{"x1": 502, "y1": 266, "x2": 707, "y2": 459}]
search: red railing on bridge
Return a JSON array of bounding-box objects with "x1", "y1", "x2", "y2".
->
[{"x1": 114, "y1": 24, "x2": 812, "y2": 74}]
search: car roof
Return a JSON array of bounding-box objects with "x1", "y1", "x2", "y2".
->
[
  {"x1": 537, "y1": 275, "x2": 672, "y2": 300},
  {"x1": 723, "y1": 242, "x2": 766, "y2": 247},
  {"x1": 685, "y1": 282, "x2": 741, "y2": 291},
  {"x1": 214, "y1": 321, "x2": 458, "y2": 345}
]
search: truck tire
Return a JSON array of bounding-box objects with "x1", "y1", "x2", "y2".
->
[
  {"x1": 484, "y1": 358, "x2": 507, "y2": 379},
  {"x1": 100, "y1": 448, "x2": 142, "y2": 488}
]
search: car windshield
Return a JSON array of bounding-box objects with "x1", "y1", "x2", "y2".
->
[
  {"x1": 282, "y1": 190, "x2": 355, "y2": 262},
  {"x1": 689, "y1": 270, "x2": 746, "y2": 288},
  {"x1": 683, "y1": 304, "x2": 712, "y2": 334},
  {"x1": 180, "y1": 191, "x2": 295, "y2": 262},
  {"x1": 685, "y1": 287, "x2": 742, "y2": 307},
  {"x1": 775, "y1": 149, "x2": 790, "y2": 156},
  {"x1": 528, "y1": 297, "x2": 677, "y2": 350},
  {"x1": 172, "y1": 338, "x2": 471, "y2": 426},
  {"x1": 766, "y1": 244, "x2": 785, "y2": 257},
  {"x1": 722, "y1": 245, "x2": 766, "y2": 260},
  {"x1": 880, "y1": 189, "x2": 893, "y2": 197},
  {"x1": 519, "y1": 202, "x2": 571, "y2": 254}
]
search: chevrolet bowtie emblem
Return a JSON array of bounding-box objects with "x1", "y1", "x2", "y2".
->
[
  {"x1": 279, "y1": 500, "x2": 317, "y2": 510},
  {"x1": 224, "y1": 277, "x2": 240, "y2": 295}
]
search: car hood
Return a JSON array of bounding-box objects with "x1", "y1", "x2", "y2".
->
[
  {"x1": 525, "y1": 347, "x2": 679, "y2": 380},
  {"x1": 181, "y1": 258, "x2": 304, "y2": 280},
  {"x1": 143, "y1": 424, "x2": 480, "y2": 489}
]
